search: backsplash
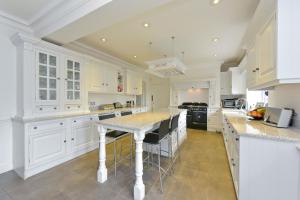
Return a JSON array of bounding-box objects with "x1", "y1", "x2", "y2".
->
[
  {"x1": 88, "y1": 93, "x2": 136, "y2": 110},
  {"x1": 268, "y1": 84, "x2": 300, "y2": 128}
]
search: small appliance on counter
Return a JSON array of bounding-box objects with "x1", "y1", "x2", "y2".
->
[
  {"x1": 263, "y1": 107, "x2": 294, "y2": 128},
  {"x1": 113, "y1": 102, "x2": 123, "y2": 109},
  {"x1": 126, "y1": 100, "x2": 135, "y2": 107},
  {"x1": 99, "y1": 104, "x2": 115, "y2": 110},
  {"x1": 222, "y1": 98, "x2": 237, "y2": 108}
]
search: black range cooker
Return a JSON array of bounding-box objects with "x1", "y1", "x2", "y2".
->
[{"x1": 178, "y1": 102, "x2": 208, "y2": 130}]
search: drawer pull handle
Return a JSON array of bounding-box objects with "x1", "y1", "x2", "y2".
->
[
  {"x1": 33, "y1": 126, "x2": 38, "y2": 130},
  {"x1": 90, "y1": 118, "x2": 93, "y2": 120},
  {"x1": 74, "y1": 120, "x2": 77, "y2": 123},
  {"x1": 60, "y1": 122, "x2": 63, "y2": 125}
]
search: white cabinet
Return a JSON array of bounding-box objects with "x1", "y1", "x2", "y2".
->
[
  {"x1": 256, "y1": 14, "x2": 276, "y2": 84},
  {"x1": 35, "y1": 49, "x2": 61, "y2": 113},
  {"x1": 70, "y1": 116, "x2": 94, "y2": 154},
  {"x1": 207, "y1": 108, "x2": 220, "y2": 132},
  {"x1": 246, "y1": 45, "x2": 258, "y2": 88},
  {"x1": 87, "y1": 60, "x2": 119, "y2": 94},
  {"x1": 126, "y1": 71, "x2": 142, "y2": 95},
  {"x1": 220, "y1": 72, "x2": 232, "y2": 95},
  {"x1": 28, "y1": 123, "x2": 67, "y2": 168}
]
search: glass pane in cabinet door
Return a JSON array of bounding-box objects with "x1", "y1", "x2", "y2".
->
[
  {"x1": 67, "y1": 71, "x2": 73, "y2": 79},
  {"x1": 74, "y1": 72, "x2": 80, "y2": 80},
  {"x1": 49, "y1": 67, "x2": 56, "y2": 77},
  {"x1": 67, "y1": 81, "x2": 73, "y2": 89},
  {"x1": 74, "y1": 81, "x2": 80, "y2": 90},
  {"x1": 49, "y1": 79, "x2": 56, "y2": 89},
  {"x1": 39, "y1": 65, "x2": 47, "y2": 76},
  {"x1": 39, "y1": 77, "x2": 47, "y2": 88},
  {"x1": 74, "y1": 91, "x2": 80, "y2": 100},
  {"x1": 39, "y1": 90, "x2": 47, "y2": 100},
  {"x1": 74, "y1": 62, "x2": 80, "y2": 71},
  {"x1": 39, "y1": 53, "x2": 47, "y2": 64},
  {"x1": 49, "y1": 55, "x2": 56, "y2": 66},
  {"x1": 49, "y1": 90, "x2": 56, "y2": 100},
  {"x1": 67, "y1": 60, "x2": 73, "y2": 69},
  {"x1": 67, "y1": 91, "x2": 73, "y2": 100}
]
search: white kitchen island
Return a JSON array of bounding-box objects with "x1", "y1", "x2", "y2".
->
[{"x1": 96, "y1": 108, "x2": 187, "y2": 200}]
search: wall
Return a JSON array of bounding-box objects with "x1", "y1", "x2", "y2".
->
[
  {"x1": 268, "y1": 84, "x2": 300, "y2": 128},
  {"x1": 177, "y1": 89, "x2": 209, "y2": 105},
  {"x1": 148, "y1": 75, "x2": 170, "y2": 110},
  {"x1": 88, "y1": 93, "x2": 136, "y2": 108},
  {"x1": 0, "y1": 24, "x2": 18, "y2": 174}
]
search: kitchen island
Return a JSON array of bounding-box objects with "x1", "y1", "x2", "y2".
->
[{"x1": 96, "y1": 108, "x2": 187, "y2": 200}]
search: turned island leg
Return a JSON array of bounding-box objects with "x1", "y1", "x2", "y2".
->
[
  {"x1": 134, "y1": 130, "x2": 146, "y2": 200},
  {"x1": 97, "y1": 125, "x2": 107, "y2": 183}
]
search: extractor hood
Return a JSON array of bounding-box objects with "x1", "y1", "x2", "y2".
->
[{"x1": 145, "y1": 57, "x2": 186, "y2": 78}]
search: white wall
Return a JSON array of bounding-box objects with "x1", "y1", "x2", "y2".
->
[
  {"x1": 88, "y1": 93, "x2": 136, "y2": 107},
  {"x1": 0, "y1": 24, "x2": 18, "y2": 174},
  {"x1": 177, "y1": 88, "x2": 209, "y2": 105},
  {"x1": 268, "y1": 84, "x2": 300, "y2": 128}
]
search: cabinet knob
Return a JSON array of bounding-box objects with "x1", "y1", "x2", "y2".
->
[
  {"x1": 60, "y1": 122, "x2": 63, "y2": 125},
  {"x1": 71, "y1": 138, "x2": 74, "y2": 141},
  {"x1": 64, "y1": 140, "x2": 67, "y2": 143},
  {"x1": 64, "y1": 78, "x2": 68, "y2": 81},
  {"x1": 232, "y1": 163, "x2": 236, "y2": 167},
  {"x1": 33, "y1": 126, "x2": 38, "y2": 130},
  {"x1": 252, "y1": 70, "x2": 256, "y2": 73},
  {"x1": 78, "y1": 105, "x2": 80, "y2": 108},
  {"x1": 39, "y1": 107, "x2": 43, "y2": 111},
  {"x1": 57, "y1": 77, "x2": 61, "y2": 80},
  {"x1": 236, "y1": 138, "x2": 239, "y2": 141},
  {"x1": 90, "y1": 118, "x2": 93, "y2": 121},
  {"x1": 67, "y1": 106, "x2": 70, "y2": 109},
  {"x1": 73, "y1": 120, "x2": 77, "y2": 123},
  {"x1": 53, "y1": 107, "x2": 57, "y2": 110},
  {"x1": 256, "y1": 68, "x2": 260, "y2": 71}
]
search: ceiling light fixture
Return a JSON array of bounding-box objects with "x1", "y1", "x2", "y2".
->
[
  {"x1": 133, "y1": 55, "x2": 137, "y2": 58},
  {"x1": 214, "y1": 54, "x2": 217, "y2": 57},
  {"x1": 101, "y1": 38, "x2": 107, "y2": 42},
  {"x1": 143, "y1": 23, "x2": 150, "y2": 28},
  {"x1": 211, "y1": 0, "x2": 221, "y2": 5},
  {"x1": 212, "y1": 37, "x2": 219, "y2": 42}
]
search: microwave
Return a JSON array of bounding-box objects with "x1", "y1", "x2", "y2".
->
[{"x1": 222, "y1": 99, "x2": 236, "y2": 108}]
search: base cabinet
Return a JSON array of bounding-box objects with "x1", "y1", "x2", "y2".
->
[
  {"x1": 29, "y1": 127, "x2": 67, "y2": 168},
  {"x1": 222, "y1": 114, "x2": 300, "y2": 200}
]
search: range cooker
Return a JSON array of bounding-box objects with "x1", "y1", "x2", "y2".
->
[{"x1": 178, "y1": 102, "x2": 207, "y2": 130}]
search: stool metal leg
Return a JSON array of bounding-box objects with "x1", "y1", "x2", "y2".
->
[
  {"x1": 114, "y1": 141, "x2": 117, "y2": 177},
  {"x1": 158, "y1": 143, "x2": 163, "y2": 193},
  {"x1": 130, "y1": 134, "x2": 133, "y2": 167}
]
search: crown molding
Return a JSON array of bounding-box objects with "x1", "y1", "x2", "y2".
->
[
  {"x1": 0, "y1": 11, "x2": 33, "y2": 34},
  {"x1": 31, "y1": 0, "x2": 112, "y2": 38},
  {"x1": 65, "y1": 41, "x2": 144, "y2": 73}
]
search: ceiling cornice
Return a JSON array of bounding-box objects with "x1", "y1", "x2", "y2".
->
[
  {"x1": 65, "y1": 41, "x2": 144, "y2": 73},
  {"x1": 0, "y1": 11, "x2": 33, "y2": 34}
]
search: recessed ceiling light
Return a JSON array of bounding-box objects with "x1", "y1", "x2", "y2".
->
[
  {"x1": 143, "y1": 23, "x2": 150, "y2": 28},
  {"x1": 133, "y1": 55, "x2": 137, "y2": 58},
  {"x1": 214, "y1": 54, "x2": 217, "y2": 57},
  {"x1": 101, "y1": 38, "x2": 107, "y2": 42},
  {"x1": 211, "y1": 0, "x2": 221, "y2": 5},
  {"x1": 212, "y1": 37, "x2": 219, "y2": 42}
]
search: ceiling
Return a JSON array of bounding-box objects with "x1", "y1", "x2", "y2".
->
[
  {"x1": 0, "y1": 0, "x2": 63, "y2": 23},
  {"x1": 77, "y1": 0, "x2": 259, "y2": 68}
]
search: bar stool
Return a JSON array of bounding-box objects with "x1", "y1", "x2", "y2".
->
[
  {"x1": 120, "y1": 111, "x2": 134, "y2": 166},
  {"x1": 169, "y1": 114, "x2": 180, "y2": 166},
  {"x1": 143, "y1": 118, "x2": 171, "y2": 193},
  {"x1": 98, "y1": 113, "x2": 133, "y2": 177}
]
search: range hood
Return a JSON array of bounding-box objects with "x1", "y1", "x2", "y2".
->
[{"x1": 145, "y1": 57, "x2": 186, "y2": 78}]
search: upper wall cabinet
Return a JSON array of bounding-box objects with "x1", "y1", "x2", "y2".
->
[
  {"x1": 220, "y1": 67, "x2": 246, "y2": 96},
  {"x1": 87, "y1": 60, "x2": 121, "y2": 94},
  {"x1": 36, "y1": 50, "x2": 60, "y2": 106},
  {"x1": 246, "y1": 0, "x2": 300, "y2": 90},
  {"x1": 126, "y1": 70, "x2": 142, "y2": 95}
]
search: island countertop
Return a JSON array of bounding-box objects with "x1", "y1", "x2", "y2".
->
[
  {"x1": 222, "y1": 110, "x2": 300, "y2": 142},
  {"x1": 97, "y1": 108, "x2": 186, "y2": 131}
]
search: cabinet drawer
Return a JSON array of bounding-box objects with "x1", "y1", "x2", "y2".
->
[
  {"x1": 65, "y1": 104, "x2": 82, "y2": 111},
  {"x1": 35, "y1": 105, "x2": 59, "y2": 113},
  {"x1": 71, "y1": 116, "x2": 93, "y2": 125},
  {"x1": 29, "y1": 120, "x2": 66, "y2": 134}
]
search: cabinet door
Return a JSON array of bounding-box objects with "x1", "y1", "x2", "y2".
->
[
  {"x1": 105, "y1": 68, "x2": 118, "y2": 93},
  {"x1": 65, "y1": 58, "x2": 82, "y2": 104},
  {"x1": 36, "y1": 50, "x2": 59, "y2": 105},
  {"x1": 71, "y1": 121, "x2": 93, "y2": 153},
  {"x1": 135, "y1": 76, "x2": 143, "y2": 95},
  {"x1": 247, "y1": 45, "x2": 258, "y2": 87},
  {"x1": 126, "y1": 71, "x2": 135, "y2": 95},
  {"x1": 29, "y1": 127, "x2": 67, "y2": 167},
  {"x1": 257, "y1": 14, "x2": 277, "y2": 83},
  {"x1": 220, "y1": 72, "x2": 232, "y2": 95}
]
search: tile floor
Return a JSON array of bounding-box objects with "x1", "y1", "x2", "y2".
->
[{"x1": 0, "y1": 129, "x2": 236, "y2": 200}]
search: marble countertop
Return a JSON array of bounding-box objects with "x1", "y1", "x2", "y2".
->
[
  {"x1": 97, "y1": 108, "x2": 186, "y2": 131},
  {"x1": 223, "y1": 110, "x2": 300, "y2": 142},
  {"x1": 13, "y1": 106, "x2": 147, "y2": 123}
]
